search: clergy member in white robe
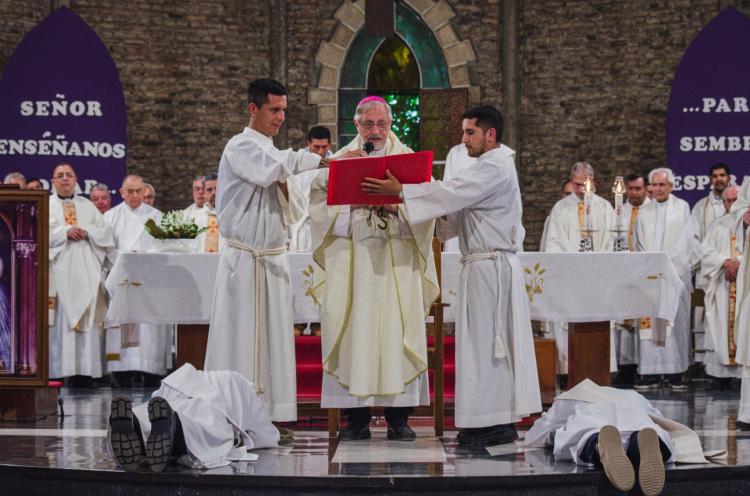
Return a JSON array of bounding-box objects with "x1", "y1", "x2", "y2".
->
[
  {"x1": 204, "y1": 79, "x2": 324, "y2": 423},
  {"x1": 543, "y1": 162, "x2": 617, "y2": 378},
  {"x1": 287, "y1": 126, "x2": 332, "y2": 252},
  {"x1": 691, "y1": 162, "x2": 731, "y2": 243},
  {"x1": 104, "y1": 174, "x2": 170, "y2": 377},
  {"x1": 48, "y1": 163, "x2": 114, "y2": 379},
  {"x1": 363, "y1": 105, "x2": 541, "y2": 446},
  {"x1": 724, "y1": 178, "x2": 750, "y2": 431},
  {"x1": 538, "y1": 180, "x2": 573, "y2": 251},
  {"x1": 310, "y1": 96, "x2": 438, "y2": 441},
  {"x1": 634, "y1": 167, "x2": 697, "y2": 389},
  {"x1": 440, "y1": 143, "x2": 475, "y2": 252},
  {"x1": 614, "y1": 174, "x2": 652, "y2": 377},
  {"x1": 109, "y1": 363, "x2": 279, "y2": 472},
  {"x1": 697, "y1": 185, "x2": 745, "y2": 380},
  {"x1": 182, "y1": 175, "x2": 206, "y2": 221}
]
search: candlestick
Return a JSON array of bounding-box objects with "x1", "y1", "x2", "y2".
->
[{"x1": 611, "y1": 176, "x2": 628, "y2": 252}]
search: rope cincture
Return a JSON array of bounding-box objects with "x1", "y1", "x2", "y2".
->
[{"x1": 224, "y1": 238, "x2": 287, "y2": 394}]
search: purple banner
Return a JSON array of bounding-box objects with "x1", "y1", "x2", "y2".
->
[
  {"x1": 0, "y1": 6, "x2": 126, "y2": 201},
  {"x1": 667, "y1": 6, "x2": 750, "y2": 205}
]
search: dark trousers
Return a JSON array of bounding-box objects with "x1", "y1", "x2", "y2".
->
[
  {"x1": 344, "y1": 407, "x2": 413, "y2": 427},
  {"x1": 579, "y1": 430, "x2": 671, "y2": 468}
]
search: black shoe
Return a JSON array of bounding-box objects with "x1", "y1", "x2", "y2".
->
[
  {"x1": 109, "y1": 396, "x2": 145, "y2": 471},
  {"x1": 145, "y1": 396, "x2": 176, "y2": 472},
  {"x1": 387, "y1": 424, "x2": 417, "y2": 441},
  {"x1": 457, "y1": 424, "x2": 518, "y2": 447},
  {"x1": 634, "y1": 375, "x2": 660, "y2": 390},
  {"x1": 737, "y1": 420, "x2": 750, "y2": 431},
  {"x1": 338, "y1": 422, "x2": 371, "y2": 441}
]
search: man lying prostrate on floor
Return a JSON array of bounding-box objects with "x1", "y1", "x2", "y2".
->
[
  {"x1": 525, "y1": 379, "x2": 724, "y2": 496},
  {"x1": 108, "y1": 363, "x2": 280, "y2": 472}
]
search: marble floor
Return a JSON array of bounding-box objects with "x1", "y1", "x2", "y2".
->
[{"x1": 1, "y1": 383, "x2": 749, "y2": 479}]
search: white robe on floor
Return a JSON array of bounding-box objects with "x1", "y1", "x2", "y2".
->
[
  {"x1": 104, "y1": 202, "x2": 171, "y2": 375},
  {"x1": 48, "y1": 195, "x2": 114, "y2": 378},
  {"x1": 697, "y1": 211, "x2": 745, "y2": 379},
  {"x1": 132, "y1": 363, "x2": 279, "y2": 469},
  {"x1": 543, "y1": 193, "x2": 618, "y2": 375},
  {"x1": 635, "y1": 194, "x2": 697, "y2": 375},
  {"x1": 403, "y1": 145, "x2": 542, "y2": 427},
  {"x1": 204, "y1": 126, "x2": 320, "y2": 422},
  {"x1": 441, "y1": 144, "x2": 475, "y2": 253},
  {"x1": 310, "y1": 131, "x2": 438, "y2": 408}
]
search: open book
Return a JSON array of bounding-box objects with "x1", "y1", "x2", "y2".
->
[{"x1": 327, "y1": 150, "x2": 433, "y2": 205}]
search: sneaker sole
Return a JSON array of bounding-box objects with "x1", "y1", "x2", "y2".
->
[
  {"x1": 109, "y1": 396, "x2": 144, "y2": 471},
  {"x1": 145, "y1": 397, "x2": 174, "y2": 473},
  {"x1": 637, "y1": 428, "x2": 665, "y2": 496},
  {"x1": 598, "y1": 425, "x2": 635, "y2": 492}
]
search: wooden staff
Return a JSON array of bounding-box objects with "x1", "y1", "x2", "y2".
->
[{"x1": 728, "y1": 231, "x2": 738, "y2": 366}]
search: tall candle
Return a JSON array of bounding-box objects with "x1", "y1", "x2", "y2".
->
[
  {"x1": 612, "y1": 176, "x2": 626, "y2": 230},
  {"x1": 584, "y1": 176, "x2": 594, "y2": 231}
]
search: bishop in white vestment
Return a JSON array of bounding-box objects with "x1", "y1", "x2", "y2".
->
[
  {"x1": 634, "y1": 168, "x2": 697, "y2": 388},
  {"x1": 364, "y1": 105, "x2": 541, "y2": 446},
  {"x1": 310, "y1": 96, "x2": 438, "y2": 441},
  {"x1": 104, "y1": 174, "x2": 170, "y2": 376},
  {"x1": 48, "y1": 163, "x2": 114, "y2": 379},
  {"x1": 543, "y1": 162, "x2": 617, "y2": 377},
  {"x1": 697, "y1": 185, "x2": 745, "y2": 380},
  {"x1": 204, "y1": 79, "x2": 324, "y2": 422}
]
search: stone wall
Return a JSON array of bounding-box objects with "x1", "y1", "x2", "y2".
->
[{"x1": 1, "y1": 0, "x2": 749, "y2": 232}]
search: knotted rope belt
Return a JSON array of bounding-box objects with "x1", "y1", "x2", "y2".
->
[
  {"x1": 460, "y1": 250, "x2": 514, "y2": 360},
  {"x1": 224, "y1": 238, "x2": 287, "y2": 394}
]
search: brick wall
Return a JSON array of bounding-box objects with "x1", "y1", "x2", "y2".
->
[{"x1": 1, "y1": 0, "x2": 748, "y2": 232}]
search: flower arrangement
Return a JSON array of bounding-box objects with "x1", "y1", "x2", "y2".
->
[{"x1": 144, "y1": 210, "x2": 207, "y2": 239}]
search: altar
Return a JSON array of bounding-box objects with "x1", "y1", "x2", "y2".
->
[{"x1": 106, "y1": 251, "x2": 683, "y2": 390}]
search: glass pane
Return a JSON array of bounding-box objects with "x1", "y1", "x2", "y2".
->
[
  {"x1": 379, "y1": 92, "x2": 420, "y2": 151},
  {"x1": 368, "y1": 37, "x2": 420, "y2": 91}
]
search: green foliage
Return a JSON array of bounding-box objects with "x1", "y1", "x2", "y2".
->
[
  {"x1": 382, "y1": 93, "x2": 420, "y2": 151},
  {"x1": 144, "y1": 210, "x2": 207, "y2": 239}
]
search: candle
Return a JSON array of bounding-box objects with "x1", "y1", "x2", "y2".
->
[
  {"x1": 612, "y1": 176, "x2": 626, "y2": 230},
  {"x1": 583, "y1": 176, "x2": 594, "y2": 231}
]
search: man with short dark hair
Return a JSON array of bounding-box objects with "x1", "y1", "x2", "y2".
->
[
  {"x1": 692, "y1": 163, "x2": 731, "y2": 242},
  {"x1": 26, "y1": 178, "x2": 44, "y2": 190},
  {"x1": 305, "y1": 125, "x2": 332, "y2": 158},
  {"x1": 363, "y1": 105, "x2": 542, "y2": 446},
  {"x1": 203, "y1": 173, "x2": 218, "y2": 210},
  {"x1": 204, "y1": 79, "x2": 328, "y2": 425}
]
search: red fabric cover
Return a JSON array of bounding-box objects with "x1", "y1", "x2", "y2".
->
[{"x1": 295, "y1": 335, "x2": 455, "y2": 402}]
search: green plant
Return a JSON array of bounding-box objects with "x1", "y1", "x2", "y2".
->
[{"x1": 144, "y1": 210, "x2": 207, "y2": 239}]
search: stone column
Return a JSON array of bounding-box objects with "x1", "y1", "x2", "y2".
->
[
  {"x1": 501, "y1": 0, "x2": 521, "y2": 156},
  {"x1": 268, "y1": 0, "x2": 289, "y2": 148}
]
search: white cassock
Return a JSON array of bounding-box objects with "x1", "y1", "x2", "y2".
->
[
  {"x1": 287, "y1": 168, "x2": 321, "y2": 253},
  {"x1": 132, "y1": 363, "x2": 280, "y2": 469},
  {"x1": 310, "y1": 131, "x2": 438, "y2": 408},
  {"x1": 697, "y1": 210, "x2": 745, "y2": 379},
  {"x1": 441, "y1": 143, "x2": 475, "y2": 253},
  {"x1": 543, "y1": 193, "x2": 617, "y2": 375},
  {"x1": 615, "y1": 199, "x2": 652, "y2": 367},
  {"x1": 182, "y1": 202, "x2": 204, "y2": 222},
  {"x1": 402, "y1": 145, "x2": 541, "y2": 427},
  {"x1": 524, "y1": 378, "x2": 723, "y2": 465},
  {"x1": 730, "y1": 181, "x2": 750, "y2": 421},
  {"x1": 204, "y1": 126, "x2": 321, "y2": 422},
  {"x1": 104, "y1": 202, "x2": 171, "y2": 375},
  {"x1": 692, "y1": 191, "x2": 724, "y2": 243},
  {"x1": 49, "y1": 195, "x2": 114, "y2": 378},
  {"x1": 525, "y1": 380, "x2": 673, "y2": 464},
  {"x1": 635, "y1": 194, "x2": 697, "y2": 375}
]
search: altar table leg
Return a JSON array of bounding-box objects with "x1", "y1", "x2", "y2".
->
[
  {"x1": 176, "y1": 324, "x2": 209, "y2": 370},
  {"x1": 567, "y1": 321, "x2": 610, "y2": 389}
]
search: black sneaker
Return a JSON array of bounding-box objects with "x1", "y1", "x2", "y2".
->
[
  {"x1": 108, "y1": 396, "x2": 145, "y2": 471},
  {"x1": 737, "y1": 420, "x2": 750, "y2": 431},
  {"x1": 634, "y1": 376, "x2": 660, "y2": 390},
  {"x1": 145, "y1": 396, "x2": 176, "y2": 472},
  {"x1": 387, "y1": 424, "x2": 417, "y2": 441},
  {"x1": 338, "y1": 422, "x2": 371, "y2": 441},
  {"x1": 457, "y1": 424, "x2": 517, "y2": 447}
]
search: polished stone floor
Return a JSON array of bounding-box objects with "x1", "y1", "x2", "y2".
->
[{"x1": 1, "y1": 382, "x2": 749, "y2": 479}]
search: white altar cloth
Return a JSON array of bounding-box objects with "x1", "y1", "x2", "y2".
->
[{"x1": 106, "y1": 252, "x2": 682, "y2": 327}]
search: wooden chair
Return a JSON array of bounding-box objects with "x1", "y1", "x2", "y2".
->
[{"x1": 327, "y1": 238, "x2": 447, "y2": 437}]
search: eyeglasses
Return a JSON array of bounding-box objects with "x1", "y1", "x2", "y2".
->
[
  {"x1": 53, "y1": 173, "x2": 76, "y2": 180},
  {"x1": 360, "y1": 120, "x2": 390, "y2": 130}
]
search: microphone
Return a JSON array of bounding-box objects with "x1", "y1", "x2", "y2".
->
[{"x1": 363, "y1": 141, "x2": 374, "y2": 155}]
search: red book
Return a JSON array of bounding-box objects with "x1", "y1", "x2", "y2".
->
[{"x1": 327, "y1": 150, "x2": 433, "y2": 205}]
